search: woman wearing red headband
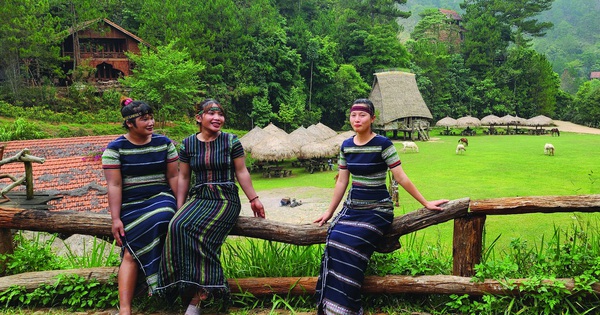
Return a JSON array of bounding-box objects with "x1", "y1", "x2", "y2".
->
[{"x1": 314, "y1": 98, "x2": 448, "y2": 315}]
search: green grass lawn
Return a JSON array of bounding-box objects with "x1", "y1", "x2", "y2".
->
[{"x1": 246, "y1": 131, "x2": 600, "y2": 255}]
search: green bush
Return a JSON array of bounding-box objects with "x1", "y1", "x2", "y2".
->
[{"x1": 0, "y1": 118, "x2": 48, "y2": 141}]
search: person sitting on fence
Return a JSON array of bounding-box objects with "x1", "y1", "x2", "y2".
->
[
  {"x1": 102, "y1": 99, "x2": 179, "y2": 315},
  {"x1": 313, "y1": 98, "x2": 448, "y2": 315}
]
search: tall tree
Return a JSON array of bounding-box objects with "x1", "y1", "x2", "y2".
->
[
  {"x1": 0, "y1": 0, "x2": 65, "y2": 101},
  {"x1": 573, "y1": 80, "x2": 600, "y2": 127},
  {"x1": 120, "y1": 41, "x2": 205, "y2": 125}
]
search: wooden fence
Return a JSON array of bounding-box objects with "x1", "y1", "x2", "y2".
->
[{"x1": 1, "y1": 194, "x2": 600, "y2": 297}]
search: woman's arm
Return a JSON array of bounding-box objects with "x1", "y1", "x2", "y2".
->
[
  {"x1": 166, "y1": 160, "x2": 178, "y2": 198},
  {"x1": 176, "y1": 162, "x2": 191, "y2": 209},
  {"x1": 233, "y1": 156, "x2": 265, "y2": 218},
  {"x1": 104, "y1": 169, "x2": 125, "y2": 246},
  {"x1": 390, "y1": 165, "x2": 448, "y2": 210},
  {"x1": 314, "y1": 169, "x2": 350, "y2": 226}
]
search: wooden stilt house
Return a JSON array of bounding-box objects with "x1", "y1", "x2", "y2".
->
[
  {"x1": 60, "y1": 18, "x2": 150, "y2": 89},
  {"x1": 369, "y1": 71, "x2": 433, "y2": 141}
]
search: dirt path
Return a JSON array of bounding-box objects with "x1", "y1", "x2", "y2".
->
[{"x1": 552, "y1": 120, "x2": 600, "y2": 134}]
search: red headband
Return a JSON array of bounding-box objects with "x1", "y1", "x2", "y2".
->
[{"x1": 350, "y1": 105, "x2": 373, "y2": 116}]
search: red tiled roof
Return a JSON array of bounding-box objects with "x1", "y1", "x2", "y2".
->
[
  {"x1": 1, "y1": 135, "x2": 118, "y2": 213},
  {"x1": 439, "y1": 8, "x2": 462, "y2": 20},
  {"x1": 591, "y1": 72, "x2": 600, "y2": 79}
]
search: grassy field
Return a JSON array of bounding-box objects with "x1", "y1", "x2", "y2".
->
[{"x1": 246, "y1": 131, "x2": 600, "y2": 255}]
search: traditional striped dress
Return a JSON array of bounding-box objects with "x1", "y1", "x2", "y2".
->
[
  {"x1": 316, "y1": 134, "x2": 399, "y2": 315},
  {"x1": 101, "y1": 134, "x2": 178, "y2": 294},
  {"x1": 156, "y1": 132, "x2": 243, "y2": 302}
]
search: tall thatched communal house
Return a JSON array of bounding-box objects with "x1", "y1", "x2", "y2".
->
[{"x1": 369, "y1": 71, "x2": 433, "y2": 141}]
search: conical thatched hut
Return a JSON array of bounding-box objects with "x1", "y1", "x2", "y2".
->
[
  {"x1": 239, "y1": 126, "x2": 267, "y2": 153},
  {"x1": 369, "y1": 71, "x2": 433, "y2": 141}
]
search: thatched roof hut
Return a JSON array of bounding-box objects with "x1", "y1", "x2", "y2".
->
[
  {"x1": 263, "y1": 123, "x2": 289, "y2": 139},
  {"x1": 298, "y1": 142, "x2": 338, "y2": 159},
  {"x1": 315, "y1": 123, "x2": 338, "y2": 139},
  {"x1": 239, "y1": 126, "x2": 267, "y2": 153},
  {"x1": 481, "y1": 115, "x2": 501, "y2": 126},
  {"x1": 250, "y1": 137, "x2": 297, "y2": 162},
  {"x1": 288, "y1": 126, "x2": 311, "y2": 150},
  {"x1": 456, "y1": 115, "x2": 481, "y2": 127},
  {"x1": 369, "y1": 71, "x2": 433, "y2": 140},
  {"x1": 526, "y1": 115, "x2": 553, "y2": 127},
  {"x1": 324, "y1": 131, "x2": 355, "y2": 151},
  {"x1": 306, "y1": 124, "x2": 329, "y2": 141},
  {"x1": 435, "y1": 116, "x2": 457, "y2": 127}
]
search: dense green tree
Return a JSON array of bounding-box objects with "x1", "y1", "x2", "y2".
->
[
  {"x1": 0, "y1": 0, "x2": 65, "y2": 102},
  {"x1": 460, "y1": 0, "x2": 553, "y2": 76},
  {"x1": 319, "y1": 64, "x2": 371, "y2": 130},
  {"x1": 495, "y1": 47, "x2": 559, "y2": 118},
  {"x1": 572, "y1": 80, "x2": 600, "y2": 127},
  {"x1": 120, "y1": 41, "x2": 205, "y2": 125},
  {"x1": 408, "y1": 9, "x2": 470, "y2": 119}
]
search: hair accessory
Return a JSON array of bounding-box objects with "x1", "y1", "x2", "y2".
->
[
  {"x1": 123, "y1": 111, "x2": 143, "y2": 120},
  {"x1": 350, "y1": 105, "x2": 373, "y2": 116},
  {"x1": 122, "y1": 98, "x2": 133, "y2": 106}
]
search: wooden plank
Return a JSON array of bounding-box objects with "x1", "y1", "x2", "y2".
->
[{"x1": 470, "y1": 194, "x2": 600, "y2": 215}]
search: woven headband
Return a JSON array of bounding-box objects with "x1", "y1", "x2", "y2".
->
[{"x1": 350, "y1": 105, "x2": 373, "y2": 116}]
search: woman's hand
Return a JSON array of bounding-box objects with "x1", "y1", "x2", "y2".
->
[
  {"x1": 313, "y1": 211, "x2": 334, "y2": 227},
  {"x1": 424, "y1": 199, "x2": 450, "y2": 211},
  {"x1": 250, "y1": 199, "x2": 265, "y2": 218},
  {"x1": 111, "y1": 218, "x2": 125, "y2": 247}
]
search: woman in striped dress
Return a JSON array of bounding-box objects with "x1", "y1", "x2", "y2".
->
[
  {"x1": 157, "y1": 99, "x2": 265, "y2": 315},
  {"x1": 102, "y1": 99, "x2": 179, "y2": 315},
  {"x1": 313, "y1": 99, "x2": 448, "y2": 315}
]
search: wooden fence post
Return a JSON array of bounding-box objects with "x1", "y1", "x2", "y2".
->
[
  {"x1": 0, "y1": 145, "x2": 11, "y2": 272},
  {"x1": 453, "y1": 214, "x2": 486, "y2": 277}
]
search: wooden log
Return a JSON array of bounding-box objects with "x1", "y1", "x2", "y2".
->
[
  {"x1": 470, "y1": 194, "x2": 600, "y2": 215},
  {"x1": 453, "y1": 214, "x2": 486, "y2": 277},
  {"x1": 377, "y1": 197, "x2": 470, "y2": 252},
  {"x1": 0, "y1": 267, "x2": 118, "y2": 291},
  {"x1": 0, "y1": 207, "x2": 113, "y2": 237},
  {"x1": 0, "y1": 198, "x2": 470, "y2": 253},
  {"x1": 3, "y1": 269, "x2": 600, "y2": 297},
  {"x1": 0, "y1": 228, "x2": 12, "y2": 273}
]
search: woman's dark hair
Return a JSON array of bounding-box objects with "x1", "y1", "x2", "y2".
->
[
  {"x1": 352, "y1": 98, "x2": 375, "y2": 116},
  {"x1": 121, "y1": 100, "x2": 153, "y2": 129}
]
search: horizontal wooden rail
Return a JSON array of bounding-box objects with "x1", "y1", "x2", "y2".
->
[
  {"x1": 470, "y1": 194, "x2": 600, "y2": 215},
  {"x1": 2, "y1": 267, "x2": 599, "y2": 297},
  {"x1": 0, "y1": 198, "x2": 470, "y2": 253}
]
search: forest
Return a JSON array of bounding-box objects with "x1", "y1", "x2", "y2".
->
[{"x1": 0, "y1": 0, "x2": 599, "y2": 131}]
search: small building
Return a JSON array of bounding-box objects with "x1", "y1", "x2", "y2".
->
[
  {"x1": 60, "y1": 18, "x2": 150, "y2": 87},
  {"x1": 591, "y1": 72, "x2": 600, "y2": 80},
  {"x1": 369, "y1": 71, "x2": 433, "y2": 141}
]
